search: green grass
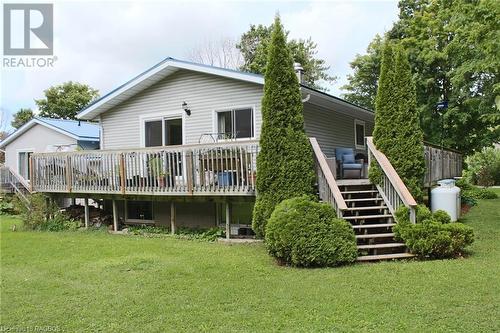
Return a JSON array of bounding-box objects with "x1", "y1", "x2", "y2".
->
[{"x1": 1, "y1": 192, "x2": 499, "y2": 332}]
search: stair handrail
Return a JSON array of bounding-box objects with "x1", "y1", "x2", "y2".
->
[
  {"x1": 6, "y1": 166, "x2": 32, "y2": 193},
  {"x1": 309, "y1": 137, "x2": 348, "y2": 217},
  {"x1": 366, "y1": 137, "x2": 417, "y2": 223}
]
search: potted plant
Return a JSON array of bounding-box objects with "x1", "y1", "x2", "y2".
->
[{"x1": 148, "y1": 157, "x2": 166, "y2": 188}]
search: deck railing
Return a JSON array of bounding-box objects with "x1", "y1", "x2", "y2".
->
[
  {"x1": 31, "y1": 140, "x2": 259, "y2": 196},
  {"x1": 424, "y1": 143, "x2": 463, "y2": 186},
  {"x1": 366, "y1": 137, "x2": 418, "y2": 223},
  {"x1": 310, "y1": 137, "x2": 348, "y2": 217}
]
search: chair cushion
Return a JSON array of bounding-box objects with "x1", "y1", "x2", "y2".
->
[
  {"x1": 343, "y1": 163, "x2": 362, "y2": 169},
  {"x1": 335, "y1": 148, "x2": 354, "y2": 160},
  {"x1": 343, "y1": 154, "x2": 355, "y2": 163}
]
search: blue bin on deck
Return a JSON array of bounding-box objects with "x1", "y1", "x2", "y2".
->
[{"x1": 218, "y1": 172, "x2": 233, "y2": 186}]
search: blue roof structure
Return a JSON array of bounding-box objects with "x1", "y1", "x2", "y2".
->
[{"x1": 36, "y1": 117, "x2": 100, "y2": 140}]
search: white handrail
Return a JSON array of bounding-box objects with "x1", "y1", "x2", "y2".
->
[
  {"x1": 366, "y1": 137, "x2": 417, "y2": 223},
  {"x1": 309, "y1": 137, "x2": 348, "y2": 217}
]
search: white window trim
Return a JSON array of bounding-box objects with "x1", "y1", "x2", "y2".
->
[
  {"x1": 212, "y1": 105, "x2": 256, "y2": 142},
  {"x1": 354, "y1": 119, "x2": 366, "y2": 150},
  {"x1": 16, "y1": 148, "x2": 35, "y2": 181},
  {"x1": 125, "y1": 200, "x2": 155, "y2": 224},
  {"x1": 139, "y1": 111, "x2": 185, "y2": 148}
]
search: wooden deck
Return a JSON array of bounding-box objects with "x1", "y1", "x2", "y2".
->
[{"x1": 30, "y1": 140, "x2": 259, "y2": 196}]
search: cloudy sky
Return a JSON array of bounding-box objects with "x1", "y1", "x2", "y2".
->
[{"x1": 1, "y1": 0, "x2": 398, "y2": 129}]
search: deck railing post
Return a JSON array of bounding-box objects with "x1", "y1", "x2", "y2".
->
[
  {"x1": 186, "y1": 151, "x2": 194, "y2": 194},
  {"x1": 119, "y1": 153, "x2": 126, "y2": 194},
  {"x1": 66, "y1": 156, "x2": 72, "y2": 192},
  {"x1": 29, "y1": 156, "x2": 34, "y2": 192}
]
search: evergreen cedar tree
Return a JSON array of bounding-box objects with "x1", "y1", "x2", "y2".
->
[
  {"x1": 252, "y1": 16, "x2": 316, "y2": 238},
  {"x1": 369, "y1": 42, "x2": 425, "y2": 201}
]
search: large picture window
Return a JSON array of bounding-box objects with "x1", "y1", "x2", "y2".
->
[
  {"x1": 217, "y1": 108, "x2": 254, "y2": 139},
  {"x1": 354, "y1": 120, "x2": 366, "y2": 149}
]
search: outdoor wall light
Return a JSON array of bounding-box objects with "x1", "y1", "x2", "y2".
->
[{"x1": 182, "y1": 101, "x2": 191, "y2": 116}]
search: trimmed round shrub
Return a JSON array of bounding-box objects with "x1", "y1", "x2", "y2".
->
[
  {"x1": 394, "y1": 206, "x2": 474, "y2": 259},
  {"x1": 265, "y1": 196, "x2": 357, "y2": 267}
]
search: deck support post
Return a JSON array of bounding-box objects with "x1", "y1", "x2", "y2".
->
[
  {"x1": 84, "y1": 198, "x2": 89, "y2": 229},
  {"x1": 112, "y1": 200, "x2": 118, "y2": 232},
  {"x1": 225, "y1": 201, "x2": 231, "y2": 240},
  {"x1": 70, "y1": 198, "x2": 76, "y2": 206},
  {"x1": 170, "y1": 201, "x2": 176, "y2": 235}
]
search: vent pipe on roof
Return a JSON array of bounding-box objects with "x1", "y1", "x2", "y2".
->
[{"x1": 294, "y1": 62, "x2": 304, "y2": 84}]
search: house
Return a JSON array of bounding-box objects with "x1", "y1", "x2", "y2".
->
[
  {"x1": 0, "y1": 117, "x2": 100, "y2": 182},
  {"x1": 25, "y1": 58, "x2": 462, "y2": 260}
]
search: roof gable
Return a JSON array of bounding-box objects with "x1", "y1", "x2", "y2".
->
[
  {"x1": 77, "y1": 58, "x2": 264, "y2": 120},
  {"x1": 0, "y1": 117, "x2": 100, "y2": 148}
]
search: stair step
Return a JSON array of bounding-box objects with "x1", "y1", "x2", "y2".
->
[
  {"x1": 345, "y1": 198, "x2": 383, "y2": 202},
  {"x1": 341, "y1": 190, "x2": 378, "y2": 194},
  {"x1": 352, "y1": 223, "x2": 395, "y2": 229},
  {"x1": 357, "y1": 252, "x2": 415, "y2": 261},
  {"x1": 346, "y1": 206, "x2": 387, "y2": 211},
  {"x1": 356, "y1": 233, "x2": 395, "y2": 239},
  {"x1": 344, "y1": 214, "x2": 393, "y2": 220},
  {"x1": 357, "y1": 243, "x2": 406, "y2": 250}
]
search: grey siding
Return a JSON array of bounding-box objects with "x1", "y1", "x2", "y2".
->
[
  {"x1": 303, "y1": 102, "x2": 374, "y2": 158},
  {"x1": 4, "y1": 124, "x2": 75, "y2": 175},
  {"x1": 100, "y1": 69, "x2": 263, "y2": 149}
]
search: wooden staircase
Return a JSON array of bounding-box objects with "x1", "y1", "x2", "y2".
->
[
  {"x1": 0, "y1": 166, "x2": 32, "y2": 207},
  {"x1": 338, "y1": 179, "x2": 414, "y2": 262}
]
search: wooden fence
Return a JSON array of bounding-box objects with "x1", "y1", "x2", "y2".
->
[{"x1": 424, "y1": 144, "x2": 463, "y2": 186}]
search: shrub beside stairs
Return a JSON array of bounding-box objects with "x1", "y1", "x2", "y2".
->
[{"x1": 338, "y1": 180, "x2": 414, "y2": 261}]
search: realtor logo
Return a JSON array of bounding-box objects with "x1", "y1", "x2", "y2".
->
[{"x1": 3, "y1": 3, "x2": 53, "y2": 55}]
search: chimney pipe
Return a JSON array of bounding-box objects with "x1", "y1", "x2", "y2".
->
[{"x1": 294, "y1": 62, "x2": 304, "y2": 84}]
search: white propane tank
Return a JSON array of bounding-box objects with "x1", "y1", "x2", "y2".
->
[{"x1": 431, "y1": 179, "x2": 461, "y2": 222}]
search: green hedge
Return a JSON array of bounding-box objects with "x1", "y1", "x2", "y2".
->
[
  {"x1": 394, "y1": 205, "x2": 474, "y2": 259},
  {"x1": 265, "y1": 196, "x2": 358, "y2": 267}
]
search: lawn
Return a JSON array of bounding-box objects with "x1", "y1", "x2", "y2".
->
[{"x1": 1, "y1": 191, "x2": 499, "y2": 332}]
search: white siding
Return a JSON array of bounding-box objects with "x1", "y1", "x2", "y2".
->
[
  {"x1": 4, "y1": 124, "x2": 75, "y2": 174},
  {"x1": 303, "y1": 102, "x2": 374, "y2": 157},
  {"x1": 100, "y1": 69, "x2": 263, "y2": 149}
]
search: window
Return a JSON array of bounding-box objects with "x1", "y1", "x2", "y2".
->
[
  {"x1": 144, "y1": 117, "x2": 182, "y2": 147},
  {"x1": 126, "y1": 201, "x2": 153, "y2": 221},
  {"x1": 217, "y1": 108, "x2": 253, "y2": 139},
  {"x1": 354, "y1": 120, "x2": 366, "y2": 149},
  {"x1": 18, "y1": 151, "x2": 33, "y2": 180}
]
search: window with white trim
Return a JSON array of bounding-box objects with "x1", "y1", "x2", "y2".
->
[
  {"x1": 216, "y1": 108, "x2": 254, "y2": 139},
  {"x1": 144, "y1": 117, "x2": 182, "y2": 147},
  {"x1": 354, "y1": 120, "x2": 366, "y2": 149}
]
